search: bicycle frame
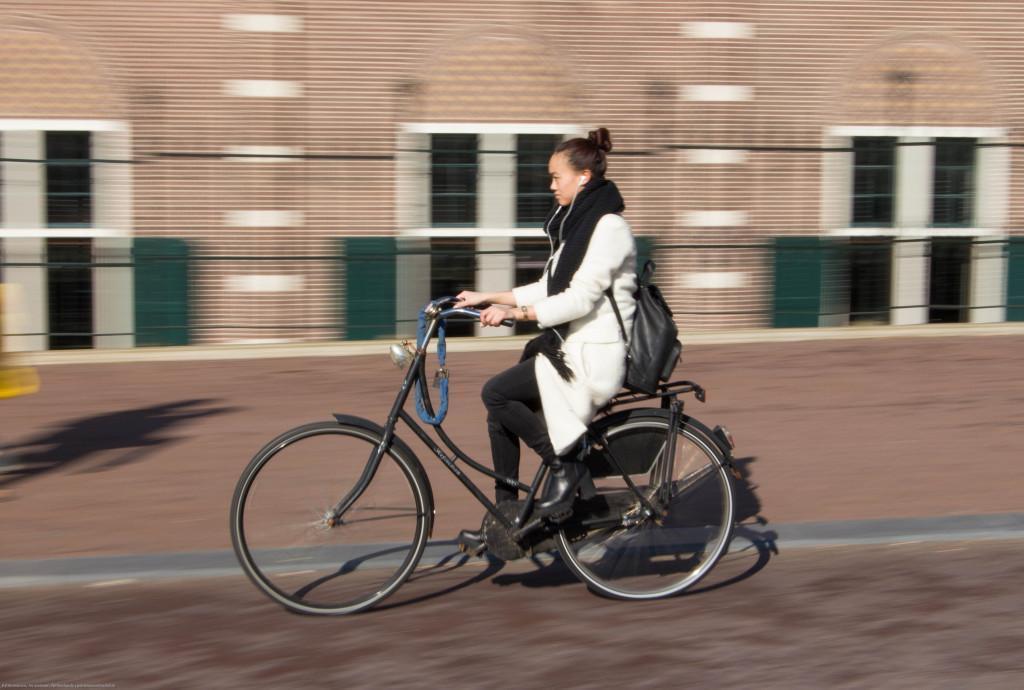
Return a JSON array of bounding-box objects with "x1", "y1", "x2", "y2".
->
[
  {"x1": 328, "y1": 298, "x2": 721, "y2": 537},
  {"x1": 329, "y1": 301, "x2": 546, "y2": 532}
]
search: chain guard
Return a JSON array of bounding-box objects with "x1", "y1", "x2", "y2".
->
[{"x1": 482, "y1": 500, "x2": 558, "y2": 561}]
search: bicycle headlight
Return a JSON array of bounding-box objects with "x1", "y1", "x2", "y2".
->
[{"x1": 388, "y1": 341, "x2": 414, "y2": 369}]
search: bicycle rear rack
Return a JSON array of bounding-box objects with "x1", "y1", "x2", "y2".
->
[{"x1": 597, "y1": 379, "x2": 706, "y2": 417}]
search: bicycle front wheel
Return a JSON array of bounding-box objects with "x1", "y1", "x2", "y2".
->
[
  {"x1": 556, "y1": 409, "x2": 735, "y2": 600},
  {"x1": 230, "y1": 421, "x2": 433, "y2": 615}
]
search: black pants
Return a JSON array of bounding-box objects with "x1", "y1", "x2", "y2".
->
[{"x1": 481, "y1": 358, "x2": 558, "y2": 503}]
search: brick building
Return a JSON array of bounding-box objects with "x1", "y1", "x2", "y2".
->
[{"x1": 1, "y1": 1, "x2": 1023, "y2": 350}]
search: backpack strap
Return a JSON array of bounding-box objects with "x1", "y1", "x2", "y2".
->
[
  {"x1": 638, "y1": 259, "x2": 656, "y2": 286},
  {"x1": 606, "y1": 259, "x2": 655, "y2": 357},
  {"x1": 605, "y1": 286, "x2": 632, "y2": 364}
]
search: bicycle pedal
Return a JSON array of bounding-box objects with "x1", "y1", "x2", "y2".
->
[{"x1": 456, "y1": 530, "x2": 487, "y2": 557}]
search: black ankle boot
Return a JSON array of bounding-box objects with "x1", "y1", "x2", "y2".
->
[
  {"x1": 536, "y1": 457, "x2": 596, "y2": 521},
  {"x1": 495, "y1": 487, "x2": 518, "y2": 506}
]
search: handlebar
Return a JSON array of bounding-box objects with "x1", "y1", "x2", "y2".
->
[
  {"x1": 439, "y1": 307, "x2": 516, "y2": 329},
  {"x1": 429, "y1": 296, "x2": 516, "y2": 328}
]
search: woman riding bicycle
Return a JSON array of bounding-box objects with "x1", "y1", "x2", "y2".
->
[{"x1": 453, "y1": 128, "x2": 637, "y2": 550}]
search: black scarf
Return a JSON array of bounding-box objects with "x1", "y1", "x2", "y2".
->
[{"x1": 520, "y1": 178, "x2": 626, "y2": 381}]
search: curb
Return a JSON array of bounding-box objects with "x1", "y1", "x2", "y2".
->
[{"x1": 2, "y1": 512, "x2": 1021, "y2": 588}]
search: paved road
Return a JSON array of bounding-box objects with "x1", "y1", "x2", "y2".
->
[
  {"x1": 2, "y1": 335, "x2": 1023, "y2": 561},
  {"x1": 2, "y1": 335, "x2": 1023, "y2": 688},
  {"x1": 1, "y1": 540, "x2": 1022, "y2": 688}
]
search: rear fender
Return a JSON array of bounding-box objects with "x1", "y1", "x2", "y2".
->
[{"x1": 592, "y1": 408, "x2": 734, "y2": 465}]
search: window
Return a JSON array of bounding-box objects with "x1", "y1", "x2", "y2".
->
[
  {"x1": 846, "y1": 239, "x2": 891, "y2": 325},
  {"x1": 430, "y1": 134, "x2": 477, "y2": 226},
  {"x1": 851, "y1": 137, "x2": 895, "y2": 226},
  {"x1": 429, "y1": 237, "x2": 477, "y2": 336},
  {"x1": 928, "y1": 237, "x2": 972, "y2": 323},
  {"x1": 932, "y1": 138, "x2": 975, "y2": 227},
  {"x1": 45, "y1": 131, "x2": 92, "y2": 227},
  {"x1": 47, "y1": 238, "x2": 93, "y2": 349},
  {"x1": 516, "y1": 134, "x2": 561, "y2": 225},
  {"x1": 513, "y1": 237, "x2": 549, "y2": 334}
]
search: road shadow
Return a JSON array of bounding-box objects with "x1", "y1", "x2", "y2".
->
[
  {"x1": 690, "y1": 455, "x2": 778, "y2": 594},
  {"x1": 0, "y1": 398, "x2": 236, "y2": 488},
  {"x1": 374, "y1": 547, "x2": 507, "y2": 612}
]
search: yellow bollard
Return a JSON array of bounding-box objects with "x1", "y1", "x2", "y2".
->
[{"x1": 0, "y1": 283, "x2": 40, "y2": 399}]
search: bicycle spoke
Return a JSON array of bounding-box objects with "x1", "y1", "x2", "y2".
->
[
  {"x1": 558, "y1": 412, "x2": 734, "y2": 599},
  {"x1": 231, "y1": 422, "x2": 431, "y2": 615}
]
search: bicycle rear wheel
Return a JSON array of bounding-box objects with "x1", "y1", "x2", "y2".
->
[
  {"x1": 230, "y1": 421, "x2": 433, "y2": 615},
  {"x1": 556, "y1": 409, "x2": 735, "y2": 600}
]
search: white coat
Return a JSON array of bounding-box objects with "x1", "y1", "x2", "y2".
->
[{"x1": 512, "y1": 212, "x2": 637, "y2": 455}]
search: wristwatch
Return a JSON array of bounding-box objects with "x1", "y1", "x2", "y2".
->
[{"x1": 520, "y1": 305, "x2": 529, "y2": 320}]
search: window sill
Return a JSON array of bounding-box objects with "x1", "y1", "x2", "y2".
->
[
  {"x1": 402, "y1": 227, "x2": 548, "y2": 238},
  {"x1": 835, "y1": 227, "x2": 1000, "y2": 238}
]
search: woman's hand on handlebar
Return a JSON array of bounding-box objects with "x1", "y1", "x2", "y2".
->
[
  {"x1": 454, "y1": 290, "x2": 516, "y2": 309},
  {"x1": 479, "y1": 304, "x2": 517, "y2": 327},
  {"x1": 453, "y1": 291, "x2": 488, "y2": 309}
]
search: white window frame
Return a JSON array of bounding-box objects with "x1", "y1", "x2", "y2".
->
[
  {"x1": 823, "y1": 125, "x2": 1007, "y2": 238},
  {"x1": 821, "y1": 125, "x2": 1009, "y2": 326},
  {"x1": 396, "y1": 122, "x2": 584, "y2": 238}
]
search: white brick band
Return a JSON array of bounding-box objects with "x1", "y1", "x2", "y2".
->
[
  {"x1": 683, "y1": 21, "x2": 754, "y2": 39},
  {"x1": 226, "y1": 275, "x2": 304, "y2": 293},
  {"x1": 224, "y1": 146, "x2": 304, "y2": 162},
  {"x1": 687, "y1": 149, "x2": 748, "y2": 165},
  {"x1": 223, "y1": 14, "x2": 303, "y2": 33},
  {"x1": 225, "y1": 210, "x2": 303, "y2": 227},
  {"x1": 683, "y1": 210, "x2": 748, "y2": 227},
  {"x1": 681, "y1": 85, "x2": 753, "y2": 102},
  {"x1": 681, "y1": 272, "x2": 749, "y2": 289},
  {"x1": 0, "y1": 119, "x2": 128, "y2": 132},
  {"x1": 223, "y1": 80, "x2": 302, "y2": 98}
]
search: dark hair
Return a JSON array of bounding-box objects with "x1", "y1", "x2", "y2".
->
[{"x1": 554, "y1": 127, "x2": 613, "y2": 178}]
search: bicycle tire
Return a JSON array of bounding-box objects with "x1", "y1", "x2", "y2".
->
[
  {"x1": 556, "y1": 408, "x2": 735, "y2": 600},
  {"x1": 230, "y1": 420, "x2": 433, "y2": 615}
]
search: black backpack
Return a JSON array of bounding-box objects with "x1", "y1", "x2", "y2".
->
[{"x1": 606, "y1": 260, "x2": 682, "y2": 395}]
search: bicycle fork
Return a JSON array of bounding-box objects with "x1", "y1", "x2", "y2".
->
[{"x1": 324, "y1": 437, "x2": 389, "y2": 527}]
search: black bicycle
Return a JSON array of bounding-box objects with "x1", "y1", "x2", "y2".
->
[{"x1": 229, "y1": 296, "x2": 738, "y2": 615}]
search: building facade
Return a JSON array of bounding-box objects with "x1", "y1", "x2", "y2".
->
[{"x1": 1, "y1": 1, "x2": 1023, "y2": 350}]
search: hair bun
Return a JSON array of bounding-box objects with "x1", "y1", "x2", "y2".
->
[{"x1": 588, "y1": 127, "x2": 613, "y2": 153}]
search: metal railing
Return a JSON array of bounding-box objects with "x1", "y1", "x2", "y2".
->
[{"x1": 1, "y1": 236, "x2": 1021, "y2": 349}]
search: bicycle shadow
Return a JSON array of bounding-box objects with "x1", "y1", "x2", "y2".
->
[
  {"x1": 0, "y1": 399, "x2": 236, "y2": 489},
  {"x1": 281, "y1": 542, "x2": 508, "y2": 615},
  {"x1": 280, "y1": 455, "x2": 779, "y2": 609},
  {"x1": 375, "y1": 547, "x2": 507, "y2": 612},
  {"x1": 689, "y1": 455, "x2": 778, "y2": 594}
]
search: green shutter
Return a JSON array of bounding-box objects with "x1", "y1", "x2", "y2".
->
[
  {"x1": 1007, "y1": 238, "x2": 1024, "y2": 321},
  {"x1": 773, "y1": 237, "x2": 825, "y2": 328},
  {"x1": 339, "y1": 237, "x2": 397, "y2": 340},
  {"x1": 635, "y1": 236, "x2": 653, "y2": 274},
  {"x1": 133, "y1": 238, "x2": 190, "y2": 346}
]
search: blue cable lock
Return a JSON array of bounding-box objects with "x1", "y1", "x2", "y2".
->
[{"x1": 415, "y1": 308, "x2": 449, "y2": 425}]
